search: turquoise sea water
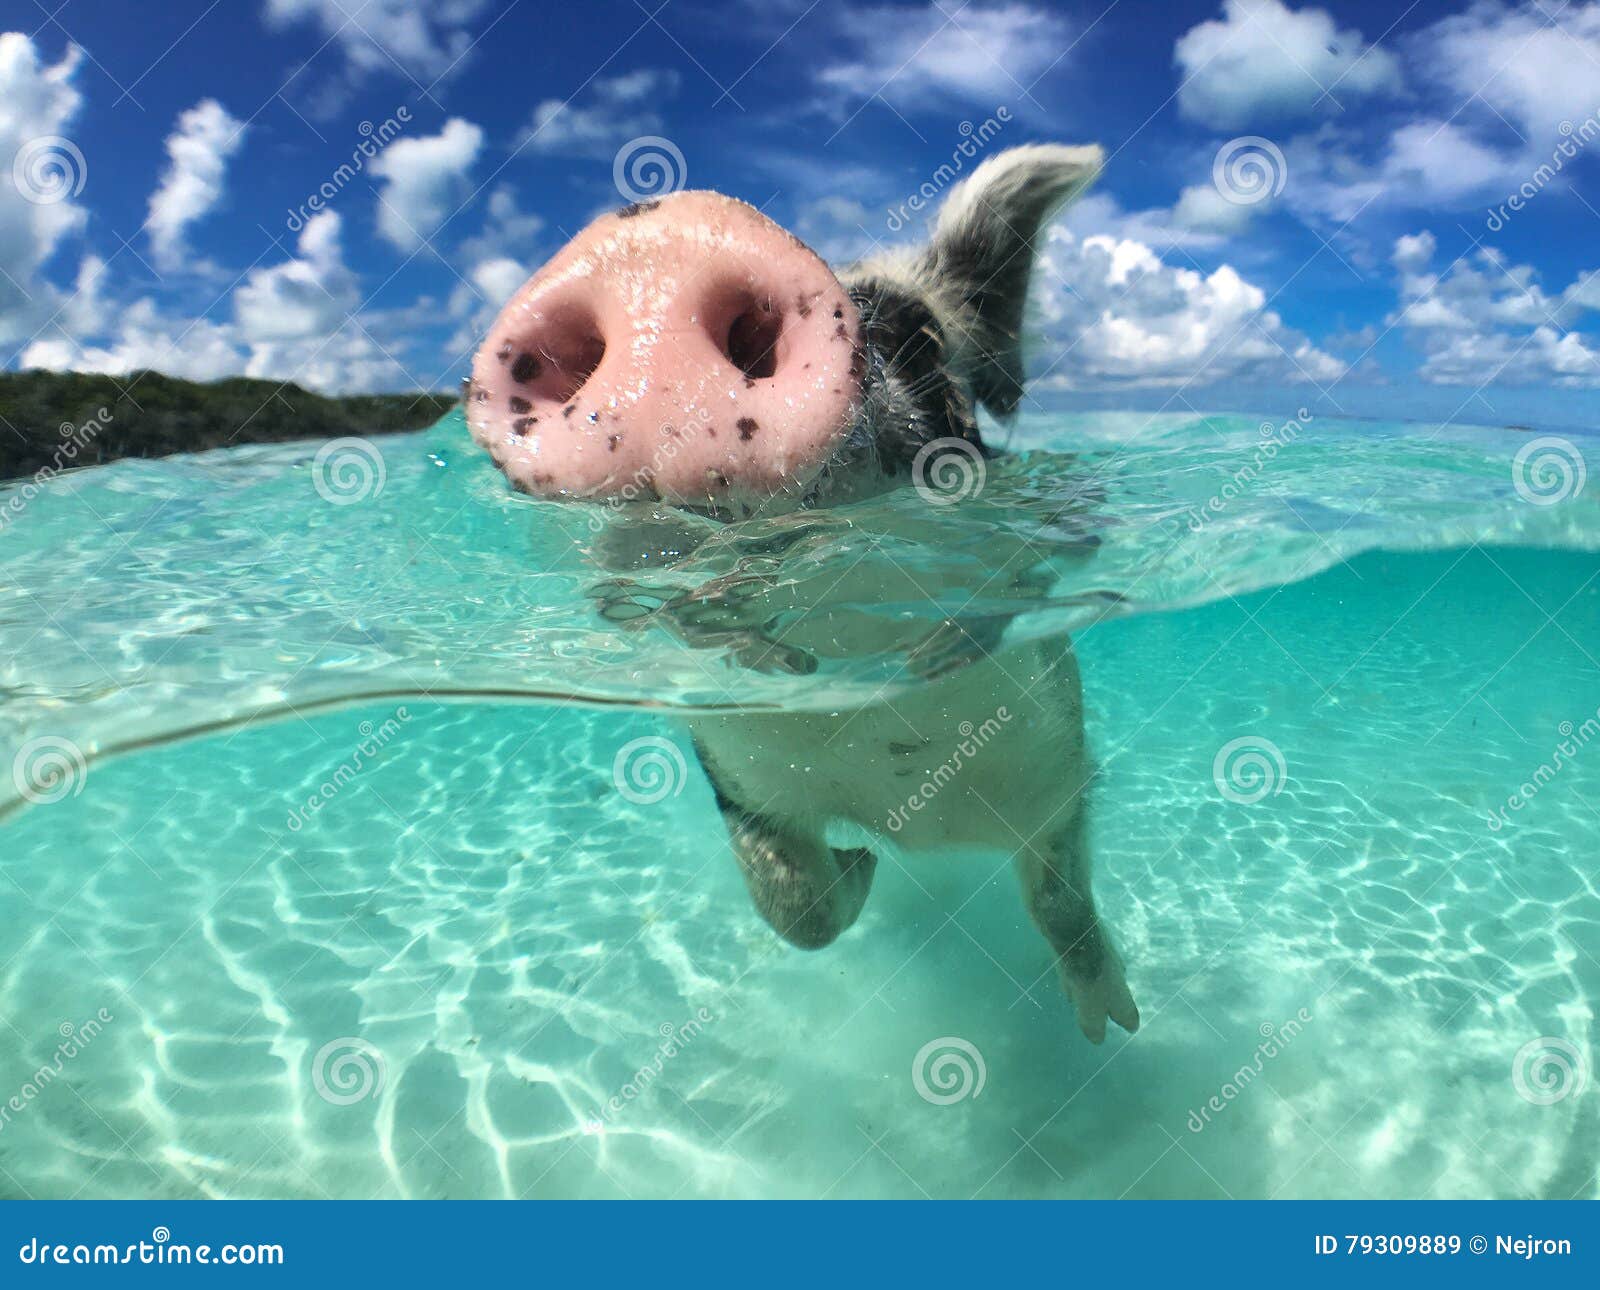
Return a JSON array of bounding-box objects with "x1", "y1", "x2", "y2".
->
[{"x1": 0, "y1": 410, "x2": 1596, "y2": 1199}]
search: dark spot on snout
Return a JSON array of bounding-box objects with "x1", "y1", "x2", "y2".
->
[
  {"x1": 509, "y1": 396, "x2": 531, "y2": 414},
  {"x1": 706, "y1": 469, "x2": 730, "y2": 490},
  {"x1": 737, "y1": 417, "x2": 759, "y2": 441},
  {"x1": 496, "y1": 343, "x2": 513, "y2": 363},
  {"x1": 562, "y1": 404, "x2": 576, "y2": 418},
  {"x1": 616, "y1": 200, "x2": 661, "y2": 219},
  {"x1": 832, "y1": 307, "x2": 843, "y2": 319},
  {"x1": 511, "y1": 353, "x2": 540, "y2": 383},
  {"x1": 607, "y1": 433, "x2": 623, "y2": 452},
  {"x1": 512, "y1": 417, "x2": 534, "y2": 435}
]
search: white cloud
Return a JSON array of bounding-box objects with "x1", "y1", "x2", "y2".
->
[
  {"x1": 1413, "y1": 1, "x2": 1600, "y2": 142},
  {"x1": 22, "y1": 298, "x2": 245, "y2": 383},
  {"x1": 0, "y1": 34, "x2": 88, "y2": 347},
  {"x1": 1271, "y1": 4, "x2": 1600, "y2": 228},
  {"x1": 369, "y1": 117, "x2": 482, "y2": 252},
  {"x1": 242, "y1": 322, "x2": 414, "y2": 393},
  {"x1": 1392, "y1": 230, "x2": 1435, "y2": 274},
  {"x1": 466, "y1": 256, "x2": 526, "y2": 306},
  {"x1": 1170, "y1": 183, "x2": 1259, "y2": 235},
  {"x1": 457, "y1": 184, "x2": 545, "y2": 266},
  {"x1": 1030, "y1": 225, "x2": 1346, "y2": 390},
  {"x1": 263, "y1": 0, "x2": 489, "y2": 80},
  {"x1": 522, "y1": 69, "x2": 678, "y2": 157},
  {"x1": 147, "y1": 98, "x2": 246, "y2": 272},
  {"x1": 23, "y1": 209, "x2": 419, "y2": 394},
  {"x1": 1281, "y1": 119, "x2": 1529, "y2": 224},
  {"x1": 234, "y1": 210, "x2": 357, "y2": 341},
  {"x1": 793, "y1": 194, "x2": 883, "y2": 263},
  {"x1": 1057, "y1": 190, "x2": 1252, "y2": 253},
  {"x1": 816, "y1": 2, "x2": 1073, "y2": 109},
  {"x1": 1390, "y1": 231, "x2": 1600, "y2": 386},
  {"x1": 1380, "y1": 120, "x2": 1527, "y2": 202},
  {"x1": 1175, "y1": 0, "x2": 1402, "y2": 129},
  {"x1": 447, "y1": 254, "x2": 528, "y2": 353},
  {"x1": 21, "y1": 297, "x2": 416, "y2": 395}
]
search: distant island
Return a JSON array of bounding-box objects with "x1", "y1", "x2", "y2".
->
[{"x1": 0, "y1": 370, "x2": 455, "y2": 482}]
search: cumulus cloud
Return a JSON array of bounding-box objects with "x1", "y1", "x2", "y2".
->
[
  {"x1": 792, "y1": 194, "x2": 883, "y2": 263},
  {"x1": 1170, "y1": 183, "x2": 1259, "y2": 236},
  {"x1": 24, "y1": 210, "x2": 417, "y2": 394},
  {"x1": 1175, "y1": 0, "x2": 1401, "y2": 129},
  {"x1": 1036, "y1": 188, "x2": 1266, "y2": 260},
  {"x1": 369, "y1": 117, "x2": 483, "y2": 252},
  {"x1": 522, "y1": 69, "x2": 679, "y2": 157},
  {"x1": 457, "y1": 184, "x2": 545, "y2": 267},
  {"x1": 1266, "y1": 5, "x2": 1600, "y2": 228},
  {"x1": 22, "y1": 299, "x2": 416, "y2": 395},
  {"x1": 1029, "y1": 225, "x2": 1346, "y2": 390},
  {"x1": 816, "y1": 2, "x2": 1073, "y2": 110},
  {"x1": 242, "y1": 322, "x2": 414, "y2": 393},
  {"x1": 1412, "y1": 1, "x2": 1600, "y2": 143},
  {"x1": 0, "y1": 34, "x2": 88, "y2": 347},
  {"x1": 447, "y1": 254, "x2": 528, "y2": 354},
  {"x1": 23, "y1": 299, "x2": 246, "y2": 383},
  {"x1": 147, "y1": 98, "x2": 246, "y2": 272},
  {"x1": 1389, "y1": 231, "x2": 1600, "y2": 386},
  {"x1": 234, "y1": 210, "x2": 358, "y2": 341},
  {"x1": 264, "y1": 0, "x2": 488, "y2": 80},
  {"x1": 1280, "y1": 118, "x2": 1530, "y2": 225}
]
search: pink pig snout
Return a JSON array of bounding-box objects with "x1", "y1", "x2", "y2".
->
[{"x1": 466, "y1": 191, "x2": 865, "y2": 504}]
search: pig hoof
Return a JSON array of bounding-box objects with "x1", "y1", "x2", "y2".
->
[{"x1": 1059, "y1": 953, "x2": 1139, "y2": 1045}]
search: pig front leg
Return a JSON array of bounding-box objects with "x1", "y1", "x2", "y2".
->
[
  {"x1": 700, "y1": 757, "x2": 876, "y2": 950},
  {"x1": 1018, "y1": 801, "x2": 1139, "y2": 1043}
]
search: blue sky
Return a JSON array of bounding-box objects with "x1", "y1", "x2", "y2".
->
[{"x1": 2, "y1": 0, "x2": 1599, "y2": 429}]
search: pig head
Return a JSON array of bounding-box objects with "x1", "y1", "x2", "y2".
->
[{"x1": 464, "y1": 144, "x2": 1102, "y2": 516}]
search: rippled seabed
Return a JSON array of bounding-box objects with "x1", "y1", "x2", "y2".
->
[{"x1": 1, "y1": 411, "x2": 1598, "y2": 1199}]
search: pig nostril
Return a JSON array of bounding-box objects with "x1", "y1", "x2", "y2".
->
[
  {"x1": 725, "y1": 304, "x2": 782, "y2": 380},
  {"x1": 552, "y1": 335, "x2": 606, "y2": 401},
  {"x1": 508, "y1": 318, "x2": 606, "y2": 405}
]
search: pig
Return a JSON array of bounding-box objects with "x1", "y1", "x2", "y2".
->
[{"x1": 463, "y1": 145, "x2": 1138, "y2": 1043}]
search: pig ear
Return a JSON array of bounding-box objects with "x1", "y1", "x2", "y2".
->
[{"x1": 925, "y1": 143, "x2": 1102, "y2": 418}]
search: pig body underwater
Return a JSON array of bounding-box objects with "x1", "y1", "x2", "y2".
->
[{"x1": 464, "y1": 145, "x2": 1139, "y2": 1043}]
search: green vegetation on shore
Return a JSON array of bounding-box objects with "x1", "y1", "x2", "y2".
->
[{"x1": 1, "y1": 369, "x2": 455, "y2": 481}]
